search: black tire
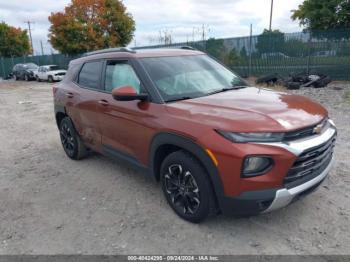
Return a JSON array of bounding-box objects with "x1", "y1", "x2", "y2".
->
[
  {"x1": 48, "y1": 76, "x2": 54, "y2": 83},
  {"x1": 36, "y1": 76, "x2": 41, "y2": 82},
  {"x1": 13, "y1": 74, "x2": 18, "y2": 81},
  {"x1": 24, "y1": 74, "x2": 29, "y2": 81},
  {"x1": 59, "y1": 117, "x2": 87, "y2": 160},
  {"x1": 160, "y1": 150, "x2": 215, "y2": 223}
]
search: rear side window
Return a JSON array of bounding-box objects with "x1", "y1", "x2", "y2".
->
[
  {"x1": 78, "y1": 61, "x2": 103, "y2": 89},
  {"x1": 104, "y1": 61, "x2": 141, "y2": 93}
]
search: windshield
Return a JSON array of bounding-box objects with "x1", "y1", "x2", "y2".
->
[
  {"x1": 139, "y1": 54, "x2": 247, "y2": 102},
  {"x1": 24, "y1": 63, "x2": 38, "y2": 69},
  {"x1": 49, "y1": 65, "x2": 59, "y2": 70}
]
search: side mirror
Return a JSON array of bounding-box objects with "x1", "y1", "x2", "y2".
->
[{"x1": 111, "y1": 86, "x2": 148, "y2": 101}]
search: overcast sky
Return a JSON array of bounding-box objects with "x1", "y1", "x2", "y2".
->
[{"x1": 0, "y1": 0, "x2": 304, "y2": 55}]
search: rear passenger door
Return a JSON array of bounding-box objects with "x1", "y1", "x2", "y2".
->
[{"x1": 67, "y1": 60, "x2": 105, "y2": 149}]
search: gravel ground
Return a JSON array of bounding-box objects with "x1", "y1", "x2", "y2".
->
[{"x1": 0, "y1": 80, "x2": 349, "y2": 255}]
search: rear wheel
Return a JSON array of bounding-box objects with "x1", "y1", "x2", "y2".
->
[
  {"x1": 36, "y1": 76, "x2": 41, "y2": 82},
  {"x1": 160, "y1": 150, "x2": 215, "y2": 223},
  {"x1": 24, "y1": 74, "x2": 29, "y2": 81},
  {"x1": 13, "y1": 74, "x2": 18, "y2": 81},
  {"x1": 48, "y1": 75, "x2": 54, "y2": 83},
  {"x1": 59, "y1": 117, "x2": 87, "y2": 160}
]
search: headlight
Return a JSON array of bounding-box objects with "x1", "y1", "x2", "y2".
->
[
  {"x1": 217, "y1": 130, "x2": 284, "y2": 143},
  {"x1": 242, "y1": 156, "x2": 273, "y2": 177}
]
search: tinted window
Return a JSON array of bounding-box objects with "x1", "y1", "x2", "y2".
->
[
  {"x1": 24, "y1": 63, "x2": 38, "y2": 69},
  {"x1": 78, "y1": 61, "x2": 103, "y2": 89},
  {"x1": 104, "y1": 61, "x2": 141, "y2": 93},
  {"x1": 49, "y1": 65, "x2": 59, "y2": 71}
]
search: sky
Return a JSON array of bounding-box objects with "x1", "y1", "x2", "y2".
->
[{"x1": 0, "y1": 0, "x2": 305, "y2": 55}]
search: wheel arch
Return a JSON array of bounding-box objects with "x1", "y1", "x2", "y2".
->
[
  {"x1": 149, "y1": 132, "x2": 226, "y2": 210},
  {"x1": 55, "y1": 105, "x2": 67, "y2": 128}
]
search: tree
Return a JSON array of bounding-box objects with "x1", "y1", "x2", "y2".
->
[
  {"x1": 240, "y1": 46, "x2": 248, "y2": 59},
  {"x1": 282, "y1": 39, "x2": 308, "y2": 57},
  {"x1": 225, "y1": 48, "x2": 242, "y2": 68},
  {"x1": 0, "y1": 22, "x2": 31, "y2": 57},
  {"x1": 256, "y1": 29, "x2": 285, "y2": 55},
  {"x1": 291, "y1": 0, "x2": 350, "y2": 31},
  {"x1": 205, "y1": 38, "x2": 225, "y2": 60},
  {"x1": 48, "y1": 0, "x2": 135, "y2": 55}
]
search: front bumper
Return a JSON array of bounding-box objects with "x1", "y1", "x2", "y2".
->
[
  {"x1": 53, "y1": 75, "x2": 64, "y2": 81},
  {"x1": 263, "y1": 155, "x2": 334, "y2": 213},
  {"x1": 220, "y1": 121, "x2": 336, "y2": 216}
]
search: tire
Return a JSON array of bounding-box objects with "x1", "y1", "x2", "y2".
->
[
  {"x1": 48, "y1": 76, "x2": 54, "y2": 83},
  {"x1": 24, "y1": 74, "x2": 29, "y2": 81},
  {"x1": 36, "y1": 76, "x2": 41, "y2": 82},
  {"x1": 160, "y1": 150, "x2": 215, "y2": 223},
  {"x1": 59, "y1": 117, "x2": 88, "y2": 160},
  {"x1": 13, "y1": 74, "x2": 18, "y2": 81}
]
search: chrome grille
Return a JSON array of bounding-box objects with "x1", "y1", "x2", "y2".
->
[
  {"x1": 284, "y1": 119, "x2": 329, "y2": 141},
  {"x1": 284, "y1": 135, "x2": 336, "y2": 188}
]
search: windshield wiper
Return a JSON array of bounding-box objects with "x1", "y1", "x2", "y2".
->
[
  {"x1": 206, "y1": 85, "x2": 248, "y2": 96},
  {"x1": 165, "y1": 96, "x2": 193, "y2": 103}
]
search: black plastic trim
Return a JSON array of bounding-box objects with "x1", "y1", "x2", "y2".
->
[
  {"x1": 149, "y1": 132, "x2": 226, "y2": 211},
  {"x1": 102, "y1": 145, "x2": 150, "y2": 174}
]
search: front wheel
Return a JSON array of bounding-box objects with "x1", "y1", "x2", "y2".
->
[
  {"x1": 59, "y1": 117, "x2": 87, "y2": 160},
  {"x1": 24, "y1": 74, "x2": 29, "y2": 81},
  {"x1": 160, "y1": 150, "x2": 216, "y2": 223},
  {"x1": 48, "y1": 76, "x2": 54, "y2": 83}
]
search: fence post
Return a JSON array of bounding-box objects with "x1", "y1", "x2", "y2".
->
[
  {"x1": 248, "y1": 24, "x2": 253, "y2": 77},
  {"x1": 1, "y1": 57, "x2": 5, "y2": 79},
  {"x1": 306, "y1": 31, "x2": 311, "y2": 74}
]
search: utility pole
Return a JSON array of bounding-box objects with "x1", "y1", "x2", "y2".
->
[
  {"x1": 25, "y1": 21, "x2": 34, "y2": 54},
  {"x1": 40, "y1": 40, "x2": 44, "y2": 56},
  {"x1": 269, "y1": 0, "x2": 274, "y2": 31}
]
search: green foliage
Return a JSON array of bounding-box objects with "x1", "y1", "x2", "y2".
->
[
  {"x1": 292, "y1": 0, "x2": 350, "y2": 31},
  {"x1": 240, "y1": 46, "x2": 248, "y2": 58},
  {"x1": 282, "y1": 39, "x2": 308, "y2": 57},
  {"x1": 256, "y1": 29, "x2": 285, "y2": 54},
  {"x1": 0, "y1": 22, "x2": 30, "y2": 57},
  {"x1": 48, "y1": 0, "x2": 136, "y2": 55},
  {"x1": 205, "y1": 38, "x2": 225, "y2": 60}
]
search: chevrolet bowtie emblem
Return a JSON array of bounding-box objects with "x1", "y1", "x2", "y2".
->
[{"x1": 313, "y1": 124, "x2": 323, "y2": 134}]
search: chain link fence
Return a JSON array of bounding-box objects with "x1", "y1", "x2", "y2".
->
[{"x1": 2, "y1": 29, "x2": 350, "y2": 80}]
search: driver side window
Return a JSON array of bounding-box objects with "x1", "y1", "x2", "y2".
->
[{"x1": 104, "y1": 61, "x2": 141, "y2": 93}]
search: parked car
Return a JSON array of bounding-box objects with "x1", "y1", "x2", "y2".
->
[
  {"x1": 313, "y1": 50, "x2": 337, "y2": 57},
  {"x1": 12, "y1": 63, "x2": 38, "y2": 81},
  {"x1": 36, "y1": 65, "x2": 67, "y2": 82},
  {"x1": 261, "y1": 52, "x2": 290, "y2": 59},
  {"x1": 54, "y1": 47, "x2": 337, "y2": 223}
]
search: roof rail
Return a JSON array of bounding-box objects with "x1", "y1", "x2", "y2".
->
[
  {"x1": 179, "y1": 46, "x2": 196, "y2": 50},
  {"x1": 83, "y1": 47, "x2": 136, "y2": 57}
]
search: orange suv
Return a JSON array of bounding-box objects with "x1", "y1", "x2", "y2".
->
[{"x1": 54, "y1": 47, "x2": 337, "y2": 223}]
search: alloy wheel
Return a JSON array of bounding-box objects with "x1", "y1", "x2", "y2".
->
[
  {"x1": 164, "y1": 164, "x2": 200, "y2": 215},
  {"x1": 60, "y1": 122, "x2": 75, "y2": 156}
]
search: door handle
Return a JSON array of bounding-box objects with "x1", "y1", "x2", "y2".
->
[
  {"x1": 98, "y1": 99, "x2": 109, "y2": 106},
  {"x1": 66, "y1": 92, "x2": 74, "y2": 98}
]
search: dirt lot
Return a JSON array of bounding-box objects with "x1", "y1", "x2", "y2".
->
[{"x1": 0, "y1": 80, "x2": 349, "y2": 255}]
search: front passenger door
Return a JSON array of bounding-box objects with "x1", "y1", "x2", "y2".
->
[{"x1": 97, "y1": 60, "x2": 155, "y2": 162}]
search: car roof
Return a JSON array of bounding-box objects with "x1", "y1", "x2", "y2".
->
[
  {"x1": 70, "y1": 48, "x2": 205, "y2": 65},
  {"x1": 40, "y1": 65, "x2": 57, "y2": 67}
]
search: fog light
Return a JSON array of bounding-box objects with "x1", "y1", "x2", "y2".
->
[{"x1": 242, "y1": 157, "x2": 273, "y2": 177}]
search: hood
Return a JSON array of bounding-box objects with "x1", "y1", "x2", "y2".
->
[
  {"x1": 50, "y1": 70, "x2": 66, "y2": 74},
  {"x1": 166, "y1": 87, "x2": 328, "y2": 132}
]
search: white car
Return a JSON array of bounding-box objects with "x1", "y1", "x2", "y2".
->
[{"x1": 36, "y1": 65, "x2": 67, "y2": 82}]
